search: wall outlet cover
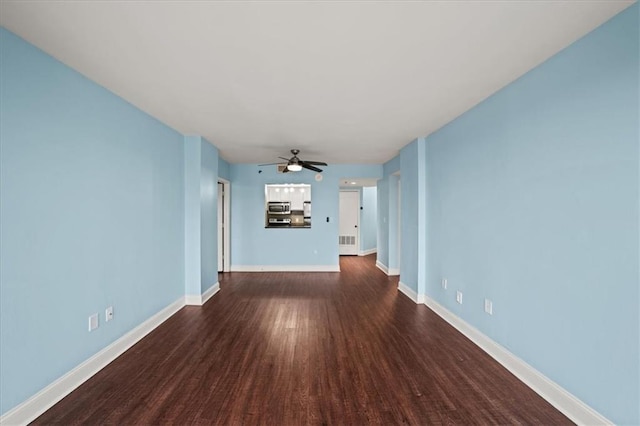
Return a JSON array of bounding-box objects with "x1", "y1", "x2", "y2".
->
[
  {"x1": 88, "y1": 313, "x2": 99, "y2": 331},
  {"x1": 456, "y1": 291, "x2": 463, "y2": 304},
  {"x1": 484, "y1": 299, "x2": 493, "y2": 315}
]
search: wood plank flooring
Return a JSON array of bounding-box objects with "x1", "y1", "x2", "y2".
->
[{"x1": 33, "y1": 255, "x2": 571, "y2": 425}]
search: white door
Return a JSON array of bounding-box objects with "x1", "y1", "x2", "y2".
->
[
  {"x1": 217, "y1": 182, "x2": 224, "y2": 272},
  {"x1": 339, "y1": 191, "x2": 359, "y2": 255}
]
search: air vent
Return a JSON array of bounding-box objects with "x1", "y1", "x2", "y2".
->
[
  {"x1": 339, "y1": 236, "x2": 356, "y2": 245},
  {"x1": 277, "y1": 164, "x2": 288, "y2": 173}
]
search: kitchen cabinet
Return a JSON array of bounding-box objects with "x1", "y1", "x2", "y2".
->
[
  {"x1": 290, "y1": 187, "x2": 306, "y2": 211},
  {"x1": 267, "y1": 187, "x2": 283, "y2": 202}
]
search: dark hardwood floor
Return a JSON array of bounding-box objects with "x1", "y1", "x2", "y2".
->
[{"x1": 33, "y1": 255, "x2": 571, "y2": 425}]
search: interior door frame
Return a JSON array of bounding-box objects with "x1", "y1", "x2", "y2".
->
[
  {"x1": 218, "y1": 178, "x2": 231, "y2": 272},
  {"x1": 339, "y1": 189, "x2": 361, "y2": 255}
]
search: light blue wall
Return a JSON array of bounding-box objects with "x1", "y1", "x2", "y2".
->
[
  {"x1": 218, "y1": 156, "x2": 231, "y2": 181},
  {"x1": 425, "y1": 5, "x2": 639, "y2": 424},
  {"x1": 0, "y1": 28, "x2": 185, "y2": 415},
  {"x1": 200, "y1": 139, "x2": 219, "y2": 291},
  {"x1": 185, "y1": 137, "x2": 219, "y2": 295},
  {"x1": 360, "y1": 187, "x2": 377, "y2": 252},
  {"x1": 230, "y1": 164, "x2": 382, "y2": 267},
  {"x1": 377, "y1": 155, "x2": 400, "y2": 271},
  {"x1": 399, "y1": 141, "x2": 420, "y2": 291},
  {"x1": 387, "y1": 175, "x2": 400, "y2": 271},
  {"x1": 376, "y1": 177, "x2": 389, "y2": 267},
  {"x1": 184, "y1": 136, "x2": 202, "y2": 296}
]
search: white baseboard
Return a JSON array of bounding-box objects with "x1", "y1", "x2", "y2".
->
[
  {"x1": 201, "y1": 282, "x2": 219, "y2": 305},
  {"x1": 230, "y1": 265, "x2": 340, "y2": 272},
  {"x1": 375, "y1": 260, "x2": 388, "y2": 274},
  {"x1": 424, "y1": 296, "x2": 611, "y2": 426},
  {"x1": 358, "y1": 248, "x2": 377, "y2": 256},
  {"x1": 185, "y1": 282, "x2": 220, "y2": 306},
  {"x1": 375, "y1": 261, "x2": 400, "y2": 276},
  {"x1": 398, "y1": 281, "x2": 419, "y2": 303},
  {"x1": 0, "y1": 297, "x2": 186, "y2": 426}
]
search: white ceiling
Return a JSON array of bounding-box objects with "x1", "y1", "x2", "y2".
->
[{"x1": 0, "y1": 1, "x2": 634, "y2": 164}]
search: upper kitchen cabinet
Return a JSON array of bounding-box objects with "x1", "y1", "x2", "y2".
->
[
  {"x1": 290, "y1": 186, "x2": 308, "y2": 210},
  {"x1": 266, "y1": 186, "x2": 283, "y2": 202},
  {"x1": 265, "y1": 184, "x2": 310, "y2": 207}
]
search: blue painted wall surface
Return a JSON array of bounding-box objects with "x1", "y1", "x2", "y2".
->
[
  {"x1": 387, "y1": 175, "x2": 400, "y2": 272},
  {"x1": 230, "y1": 164, "x2": 381, "y2": 267},
  {"x1": 184, "y1": 136, "x2": 202, "y2": 296},
  {"x1": 425, "y1": 6, "x2": 639, "y2": 423},
  {"x1": 377, "y1": 155, "x2": 401, "y2": 271},
  {"x1": 399, "y1": 141, "x2": 420, "y2": 291},
  {"x1": 360, "y1": 187, "x2": 377, "y2": 252},
  {"x1": 218, "y1": 156, "x2": 231, "y2": 181},
  {"x1": 0, "y1": 29, "x2": 185, "y2": 415},
  {"x1": 200, "y1": 140, "x2": 219, "y2": 291},
  {"x1": 376, "y1": 177, "x2": 389, "y2": 267}
]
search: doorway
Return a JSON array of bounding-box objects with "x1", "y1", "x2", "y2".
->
[
  {"x1": 218, "y1": 179, "x2": 230, "y2": 272},
  {"x1": 339, "y1": 190, "x2": 360, "y2": 255}
]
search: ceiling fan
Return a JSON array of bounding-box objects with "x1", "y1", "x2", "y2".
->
[{"x1": 259, "y1": 149, "x2": 328, "y2": 173}]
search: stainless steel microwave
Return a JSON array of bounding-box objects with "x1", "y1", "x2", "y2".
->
[{"x1": 268, "y1": 201, "x2": 290, "y2": 214}]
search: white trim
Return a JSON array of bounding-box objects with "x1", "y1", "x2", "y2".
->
[
  {"x1": 424, "y1": 296, "x2": 612, "y2": 426},
  {"x1": 0, "y1": 297, "x2": 185, "y2": 426},
  {"x1": 375, "y1": 260, "x2": 399, "y2": 276},
  {"x1": 185, "y1": 282, "x2": 220, "y2": 306},
  {"x1": 375, "y1": 260, "x2": 389, "y2": 274},
  {"x1": 398, "y1": 281, "x2": 419, "y2": 303},
  {"x1": 358, "y1": 248, "x2": 377, "y2": 256},
  {"x1": 218, "y1": 178, "x2": 231, "y2": 272},
  {"x1": 201, "y1": 282, "x2": 220, "y2": 305},
  {"x1": 230, "y1": 265, "x2": 340, "y2": 272}
]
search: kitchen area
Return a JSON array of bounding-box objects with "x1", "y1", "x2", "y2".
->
[{"x1": 265, "y1": 183, "x2": 311, "y2": 228}]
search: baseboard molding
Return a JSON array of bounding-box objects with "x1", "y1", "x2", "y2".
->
[
  {"x1": 0, "y1": 297, "x2": 186, "y2": 426},
  {"x1": 424, "y1": 296, "x2": 612, "y2": 426},
  {"x1": 358, "y1": 248, "x2": 377, "y2": 256},
  {"x1": 375, "y1": 261, "x2": 400, "y2": 276},
  {"x1": 185, "y1": 282, "x2": 220, "y2": 306},
  {"x1": 230, "y1": 265, "x2": 340, "y2": 272},
  {"x1": 398, "y1": 281, "x2": 419, "y2": 303},
  {"x1": 201, "y1": 282, "x2": 219, "y2": 305},
  {"x1": 375, "y1": 260, "x2": 388, "y2": 274}
]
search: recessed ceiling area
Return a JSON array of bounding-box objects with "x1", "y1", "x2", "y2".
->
[{"x1": 0, "y1": 1, "x2": 634, "y2": 164}]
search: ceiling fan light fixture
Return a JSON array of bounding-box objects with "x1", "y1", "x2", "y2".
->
[{"x1": 287, "y1": 164, "x2": 302, "y2": 172}]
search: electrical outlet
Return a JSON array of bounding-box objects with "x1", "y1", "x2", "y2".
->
[
  {"x1": 105, "y1": 306, "x2": 114, "y2": 322},
  {"x1": 441, "y1": 278, "x2": 448, "y2": 289},
  {"x1": 456, "y1": 291, "x2": 463, "y2": 304},
  {"x1": 88, "y1": 313, "x2": 99, "y2": 331},
  {"x1": 484, "y1": 299, "x2": 493, "y2": 315}
]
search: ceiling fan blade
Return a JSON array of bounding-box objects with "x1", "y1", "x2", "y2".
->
[
  {"x1": 301, "y1": 163, "x2": 322, "y2": 173},
  {"x1": 278, "y1": 157, "x2": 292, "y2": 162},
  {"x1": 258, "y1": 162, "x2": 283, "y2": 166},
  {"x1": 301, "y1": 160, "x2": 328, "y2": 166}
]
